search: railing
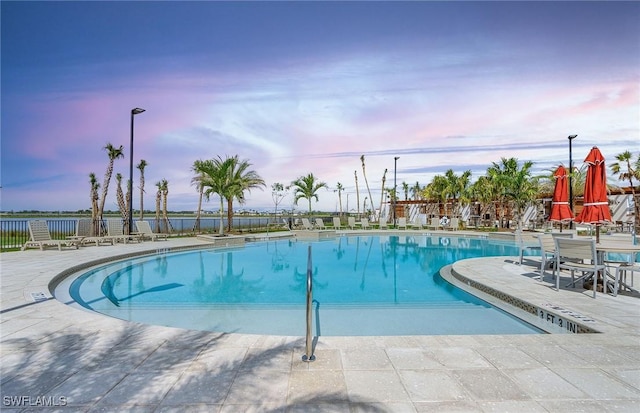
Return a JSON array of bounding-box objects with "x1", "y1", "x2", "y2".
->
[
  {"x1": 0, "y1": 217, "x2": 280, "y2": 251},
  {"x1": 302, "y1": 245, "x2": 316, "y2": 362}
]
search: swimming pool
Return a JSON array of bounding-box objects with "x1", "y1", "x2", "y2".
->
[{"x1": 55, "y1": 235, "x2": 544, "y2": 336}]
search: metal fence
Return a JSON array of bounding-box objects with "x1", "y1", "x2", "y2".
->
[{"x1": 0, "y1": 217, "x2": 277, "y2": 251}]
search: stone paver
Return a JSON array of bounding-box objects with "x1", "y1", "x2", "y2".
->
[{"x1": 1, "y1": 233, "x2": 639, "y2": 411}]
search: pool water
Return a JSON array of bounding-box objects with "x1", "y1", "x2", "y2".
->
[{"x1": 57, "y1": 235, "x2": 544, "y2": 336}]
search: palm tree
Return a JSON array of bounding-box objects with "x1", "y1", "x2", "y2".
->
[
  {"x1": 610, "y1": 150, "x2": 640, "y2": 226},
  {"x1": 354, "y1": 170, "x2": 360, "y2": 217},
  {"x1": 98, "y1": 143, "x2": 124, "y2": 225},
  {"x1": 487, "y1": 157, "x2": 537, "y2": 229},
  {"x1": 198, "y1": 157, "x2": 231, "y2": 235},
  {"x1": 335, "y1": 182, "x2": 344, "y2": 217},
  {"x1": 136, "y1": 159, "x2": 148, "y2": 221},
  {"x1": 89, "y1": 173, "x2": 100, "y2": 236},
  {"x1": 115, "y1": 173, "x2": 129, "y2": 232},
  {"x1": 378, "y1": 169, "x2": 388, "y2": 220},
  {"x1": 160, "y1": 179, "x2": 170, "y2": 233},
  {"x1": 155, "y1": 181, "x2": 162, "y2": 232},
  {"x1": 503, "y1": 160, "x2": 537, "y2": 229},
  {"x1": 223, "y1": 156, "x2": 265, "y2": 231},
  {"x1": 191, "y1": 159, "x2": 207, "y2": 232},
  {"x1": 291, "y1": 173, "x2": 328, "y2": 214},
  {"x1": 360, "y1": 155, "x2": 375, "y2": 219}
]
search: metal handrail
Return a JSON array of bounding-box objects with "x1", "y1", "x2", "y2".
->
[{"x1": 302, "y1": 245, "x2": 315, "y2": 362}]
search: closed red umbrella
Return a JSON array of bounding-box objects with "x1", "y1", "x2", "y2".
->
[
  {"x1": 575, "y1": 146, "x2": 612, "y2": 242},
  {"x1": 548, "y1": 166, "x2": 574, "y2": 228}
]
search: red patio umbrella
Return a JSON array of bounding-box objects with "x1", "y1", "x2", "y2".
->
[
  {"x1": 548, "y1": 165, "x2": 574, "y2": 229},
  {"x1": 575, "y1": 146, "x2": 612, "y2": 242}
]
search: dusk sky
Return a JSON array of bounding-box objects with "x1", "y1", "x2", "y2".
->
[{"x1": 2, "y1": 1, "x2": 638, "y2": 213}]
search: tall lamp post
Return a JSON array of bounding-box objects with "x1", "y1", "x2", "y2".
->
[
  {"x1": 568, "y1": 134, "x2": 577, "y2": 229},
  {"x1": 129, "y1": 108, "x2": 145, "y2": 235},
  {"x1": 393, "y1": 156, "x2": 399, "y2": 226}
]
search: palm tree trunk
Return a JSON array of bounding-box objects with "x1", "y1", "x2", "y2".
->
[
  {"x1": 227, "y1": 199, "x2": 233, "y2": 231},
  {"x1": 219, "y1": 196, "x2": 225, "y2": 235},
  {"x1": 354, "y1": 170, "x2": 360, "y2": 218},
  {"x1": 194, "y1": 186, "x2": 203, "y2": 232},
  {"x1": 361, "y1": 155, "x2": 374, "y2": 220},
  {"x1": 378, "y1": 169, "x2": 387, "y2": 220}
]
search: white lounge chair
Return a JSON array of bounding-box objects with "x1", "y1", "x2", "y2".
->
[
  {"x1": 315, "y1": 218, "x2": 326, "y2": 229},
  {"x1": 135, "y1": 221, "x2": 168, "y2": 241},
  {"x1": 22, "y1": 220, "x2": 80, "y2": 251},
  {"x1": 428, "y1": 217, "x2": 440, "y2": 230},
  {"x1": 301, "y1": 218, "x2": 314, "y2": 230},
  {"x1": 360, "y1": 218, "x2": 371, "y2": 230},
  {"x1": 396, "y1": 217, "x2": 407, "y2": 230},
  {"x1": 107, "y1": 219, "x2": 141, "y2": 243},
  {"x1": 410, "y1": 218, "x2": 423, "y2": 230},
  {"x1": 332, "y1": 217, "x2": 342, "y2": 230},
  {"x1": 70, "y1": 218, "x2": 114, "y2": 246},
  {"x1": 448, "y1": 217, "x2": 459, "y2": 231},
  {"x1": 378, "y1": 216, "x2": 388, "y2": 230},
  {"x1": 348, "y1": 217, "x2": 356, "y2": 230}
]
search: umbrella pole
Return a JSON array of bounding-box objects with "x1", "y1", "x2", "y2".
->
[{"x1": 595, "y1": 224, "x2": 600, "y2": 243}]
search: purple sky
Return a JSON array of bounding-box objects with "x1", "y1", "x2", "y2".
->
[{"x1": 2, "y1": 1, "x2": 638, "y2": 213}]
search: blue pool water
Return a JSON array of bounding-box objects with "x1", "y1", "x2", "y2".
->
[{"x1": 58, "y1": 235, "x2": 543, "y2": 336}]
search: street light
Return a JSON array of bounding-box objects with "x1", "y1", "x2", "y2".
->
[
  {"x1": 129, "y1": 107, "x2": 145, "y2": 235},
  {"x1": 568, "y1": 134, "x2": 577, "y2": 229},
  {"x1": 393, "y1": 156, "x2": 399, "y2": 226}
]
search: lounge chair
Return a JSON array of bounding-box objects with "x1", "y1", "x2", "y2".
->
[
  {"x1": 360, "y1": 218, "x2": 371, "y2": 230},
  {"x1": 554, "y1": 237, "x2": 605, "y2": 298},
  {"x1": 428, "y1": 217, "x2": 440, "y2": 231},
  {"x1": 348, "y1": 217, "x2": 356, "y2": 230},
  {"x1": 106, "y1": 219, "x2": 141, "y2": 243},
  {"x1": 332, "y1": 217, "x2": 342, "y2": 230},
  {"x1": 410, "y1": 218, "x2": 424, "y2": 230},
  {"x1": 301, "y1": 218, "x2": 314, "y2": 230},
  {"x1": 448, "y1": 217, "x2": 459, "y2": 231},
  {"x1": 396, "y1": 217, "x2": 407, "y2": 230},
  {"x1": 378, "y1": 216, "x2": 388, "y2": 230},
  {"x1": 315, "y1": 218, "x2": 326, "y2": 229},
  {"x1": 70, "y1": 218, "x2": 115, "y2": 246},
  {"x1": 22, "y1": 220, "x2": 80, "y2": 251},
  {"x1": 135, "y1": 221, "x2": 168, "y2": 241}
]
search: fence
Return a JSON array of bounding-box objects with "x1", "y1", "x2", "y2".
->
[{"x1": 0, "y1": 217, "x2": 276, "y2": 251}]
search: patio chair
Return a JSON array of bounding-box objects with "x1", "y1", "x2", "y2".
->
[
  {"x1": 314, "y1": 218, "x2": 326, "y2": 229},
  {"x1": 332, "y1": 217, "x2": 342, "y2": 230},
  {"x1": 613, "y1": 257, "x2": 639, "y2": 296},
  {"x1": 22, "y1": 220, "x2": 80, "y2": 251},
  {"x1": 348, "y1": 217, "x2": 356, "y2": 230},
  {"x1": 70, "y1": 218, "x2": 114, "y2": 246},
  {"x1": 135, "y1": 221, "x2": 168, "y2": 241},
  {"x1": 397, "y1": 217, "x2": 407, "y2": 230},
  {"x1": 536, "y1": 233, "x2": 574, "y2": 280},
  {"x1": 448, "y1": 217, "x2": 459, "y2": 231},
  {"x1": 516, "y1": 230, "x2": 539, "y2": 265},
  {"x1": 554, "y1": 237, "x2": 605, "y2": 298},
  {"x1": 301, "y1": 218, "x2": 314, "y2": 230},
  {"x1": 360, "y1": 218, "x2": 371, "y2": 230},
  {"x1": 378, "y1": 216, "x2": 388, "y2": 230}
]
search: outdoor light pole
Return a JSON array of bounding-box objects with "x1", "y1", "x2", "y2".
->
[
  {"x1": 568, "y1": 134, "x2": 577, "y2": 229},
  {"x1": 129, "y1": 107, "x2": 146, "y2": 235},
  {"x1": 393, "y1": 156, "x2": 399, "y2": 226}
]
